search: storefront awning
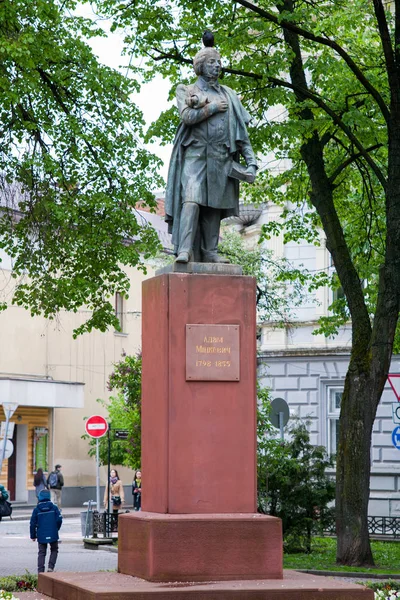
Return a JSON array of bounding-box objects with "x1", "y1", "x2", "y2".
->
[{"x1": 0, "y1": 377, "x2": 84, "y2": 409}]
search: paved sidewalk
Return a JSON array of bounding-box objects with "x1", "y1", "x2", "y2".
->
[{"x1": 0, "y1": 516, "x2": 118, "y2": 576}]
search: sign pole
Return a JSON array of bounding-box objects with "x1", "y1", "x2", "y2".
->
[
  {"x1": 0, "y1": 410, "x2": 10, "y2": 472},
  {"x1": 279, "y1": 411, "x2": 284, "y2": 441},
  {"x1": 96, "y1": 438, "x2": 100, "y2": 513},
  {"x1": 84, "y1": 415, "x2": 109, "y2": 535},
  {"x1": 0, "y1": 403, "x2": 18, "y2": 475},
  {"x1": 107, "y1": 424, "x2": 111, "y2": 538}
]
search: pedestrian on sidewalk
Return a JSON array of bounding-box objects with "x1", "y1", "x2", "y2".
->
[
  {"x1": 132, "y1": 470, "x2": 142, "y2": 511},
  {"x1": 30, "y1": 489, "x2": 63, "y2": 574},
  {"x1": 0, "y1": 484, "x2": 10, "y2": 522},
  {"x1": 104, "y1": 469, "x2": 125, "y2": 514},
  {"x1": 33, "y1": 467, "x2": 48, "y2": 499},
  {"x1": 48, "y1": 464, "x2": 64, "y2": 510}
]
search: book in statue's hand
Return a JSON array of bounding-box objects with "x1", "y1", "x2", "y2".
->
[{"x1": 228, "y1": 161, "x2": 255, "y2": 183}]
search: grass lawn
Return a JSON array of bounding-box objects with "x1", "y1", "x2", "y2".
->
[{"x1": 283, "y1": 537, "x2": 400, "y2": 575}]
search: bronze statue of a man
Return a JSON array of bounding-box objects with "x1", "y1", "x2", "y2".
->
[{"x1": 165, "y1": 32, "x2": 257, "y2": 263}]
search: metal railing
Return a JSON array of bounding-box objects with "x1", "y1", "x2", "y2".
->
[
  {"x1": 368, "y1": 516, "x2": 400, "y2": 538},
  {"x1": 324, "y1": 516, "x2": 400, "y2": 539},
  {"x1": 92, "y1": 510, "x2": 119, "y2": 537}
]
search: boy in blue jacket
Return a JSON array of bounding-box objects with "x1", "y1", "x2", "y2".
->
[{"x1": 30, "y1": 489, "x2": 63, "y2": 573}]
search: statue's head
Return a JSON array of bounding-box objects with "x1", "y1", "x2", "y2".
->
[{"x1": 193, "y1": 31, "x2": 221, "y2": 79}]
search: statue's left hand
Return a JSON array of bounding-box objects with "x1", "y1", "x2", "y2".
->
[{"x1": 246, "y1": 165, "x2": 257, "y2": 183}]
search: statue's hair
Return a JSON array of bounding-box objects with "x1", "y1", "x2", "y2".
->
[{"x1": 193, "y1": 47, "x2": 221, "y2": 76}]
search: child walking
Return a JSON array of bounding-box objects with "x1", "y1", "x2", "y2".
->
[{"x1": 30, "y1": 489, "x2": 63, "y2": 573}]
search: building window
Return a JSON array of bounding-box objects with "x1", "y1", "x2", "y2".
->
[
  {"x1": 332, "y1": 286, "x2": 345, "y2": 303},
  {"x1": 328, "y1": 388, "x2": 342, "y2": 456},
  {"x1": 115, "y1": 292, "x2": 125, "y2": 333}
]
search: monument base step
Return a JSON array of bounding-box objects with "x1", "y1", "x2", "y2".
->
[
  {"x1": 118, "y1": 511, "x2": 282, "y2": 581},
  {"x1": 37, "y1": 570, "x2": 373, "y2": 600}
]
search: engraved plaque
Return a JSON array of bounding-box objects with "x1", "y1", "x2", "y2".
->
[{"x1": 186, "y1": 324, "x2": 240, "y2": 381}]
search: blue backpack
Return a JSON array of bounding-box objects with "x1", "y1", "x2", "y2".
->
[{"x1": 48, "y1": 472, "x2": 58, "y2": 488}]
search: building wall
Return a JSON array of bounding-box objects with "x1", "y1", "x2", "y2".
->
[{"x1": 0, "y1": 260, "x2": 157, "y2": 504}]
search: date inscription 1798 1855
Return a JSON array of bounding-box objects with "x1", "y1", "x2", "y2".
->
[{"x1": 186, "y1": 324, "x2": 240, "y2": 381}]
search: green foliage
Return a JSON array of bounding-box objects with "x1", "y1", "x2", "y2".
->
[
  {"x1": 219, "y1": 229, "x2": 330, "y2": 325},
  {"x1": 0, "y1": 1, "x2": 164, "y2": 335},
  {"x1": 365, "y1": 580, "x2": 400, "y2": 593},
  {"x1": 258, "y1": 408, "x2": 335, "y2": 553},
  {"x1": 0, "y1": 572, "x2": 37, "y2": 593},
  {"x1": 86, "y1": 353, "x2": 142, "y2": 469},
  {"x1": 284, "y1": 537, "x2": 400, "y2": 576}
]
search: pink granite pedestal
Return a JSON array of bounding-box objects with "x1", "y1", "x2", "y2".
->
[{"x1": 118, "y1": 512, "x2": 283, "y2": 582}]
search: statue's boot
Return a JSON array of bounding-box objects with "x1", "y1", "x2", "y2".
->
[
  {"x1": 202, "y1": 253, "x2": 230, "y2": 264},
  {"x1": 176, "y1": 202, "x2": 199, "y2": 263},
  {"x1": 200, "y1": 207, "x2": 230, "y2": 264},
  {"x1": 175, "y1": 251, "x2": 190, "y2": 263}
]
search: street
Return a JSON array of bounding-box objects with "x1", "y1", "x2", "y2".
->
[{"x1": 0, "y1": 517, "x2": 117, "y2": 576}]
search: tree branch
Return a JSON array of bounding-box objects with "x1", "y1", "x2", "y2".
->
[
  {"x1": 37, "y1": 68, "x2": 71, "y2": 114},
  {"x1": 235, "y1": 0, "x2": 391, "y2": 123},
  {"x1": 329, "y1": 144, "x2": 384, "y2": 184},
  {"x1": 151, "y1": 47, "x2": 262, "y2": 80},
  {"x1": 267, "y1": 76, "x2": 387, "y2": 188},
  {"x1": 372, "y1": 0, "x2": 399, "y2": 93}
]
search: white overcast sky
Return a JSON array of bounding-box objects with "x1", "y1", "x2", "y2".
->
[{"x1": 78, "y1": 4, "x2": 173, "y2": 183}]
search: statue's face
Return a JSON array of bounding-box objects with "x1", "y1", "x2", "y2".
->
[{"x1": 202, "y1": 56, "x2": 222, "y2": 80}]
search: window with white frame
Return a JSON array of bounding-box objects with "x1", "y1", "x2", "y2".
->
[
  {"x1": 328, "y1": 388, "x2": 342, "y2": 455},
  {"x1": 115, "y1": 292, "x2": 125, "y2": 333}
]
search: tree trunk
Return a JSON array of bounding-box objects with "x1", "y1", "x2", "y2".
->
[
  {"x1": 335, "y1": 360, "x2": 376, "y2": 565},
  {"x1": 335, "y1": 117, "x2": 400, "y2": 562}
]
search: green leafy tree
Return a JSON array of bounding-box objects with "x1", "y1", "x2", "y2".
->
[
  {"x1": 0, "y1": 1, "x2": 163, "y2": 336},
  {"x1": 90, "y1": 0, "x2": 400, "y2": 565},
  {"x1": 87, "y1": 353, "x2": 142, "y2": 469},
  {"x1": 258, "y1": 407, "x2": 335, "y2": 553}
]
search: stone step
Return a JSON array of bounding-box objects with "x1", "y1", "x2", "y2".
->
[{"x1": 37, "y1": 571, "x2": 373, "y2": 600}]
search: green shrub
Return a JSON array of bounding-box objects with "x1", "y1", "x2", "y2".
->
[
  {"x1": 0, "y1": 573, "x2": 37, "y2": 592},
  {"x1": 365, "y1": 580, "x2": 400, "y2": 592},
  {"x1": 257, "y1": 402, "x2": 336, "y2": 553}
]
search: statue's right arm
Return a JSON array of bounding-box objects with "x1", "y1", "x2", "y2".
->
[{"x1": 176, "y1": 84, "x2": 224, "y2": 125}]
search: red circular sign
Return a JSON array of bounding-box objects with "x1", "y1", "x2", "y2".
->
[{"x1": 85, "y1": 415, "x2": 108, "y2": 438}]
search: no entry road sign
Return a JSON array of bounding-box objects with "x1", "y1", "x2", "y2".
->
[
  {"x1": 85, "y1": 415, "x2": 108, "y2": 439},
  {"x1": 388, "y1": 374, "x2": 400, "y2": 401}
]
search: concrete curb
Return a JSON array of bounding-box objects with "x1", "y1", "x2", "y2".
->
[
  {"x1": 8, "y1": 511, "x2": 81, "y2": 521},
  {"x1": 97, "y1": 544, "x2": 118, "y2": 553},
  {"x1": 297, "y1": 569, "x2": 400, "y2": 580}
]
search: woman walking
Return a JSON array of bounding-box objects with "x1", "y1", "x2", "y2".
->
[{"x1": 34, "y1": 468, "x2": 48, "y2": 499}]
